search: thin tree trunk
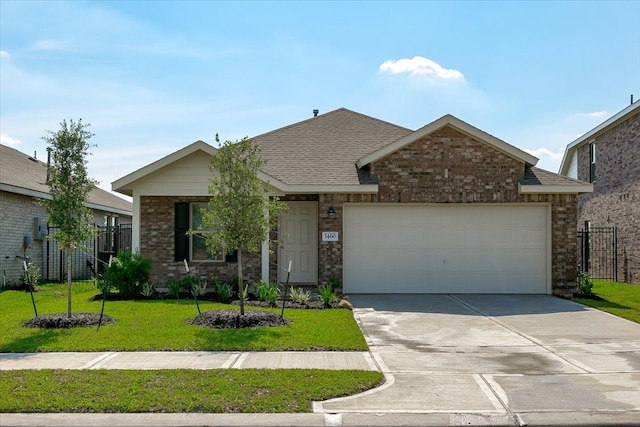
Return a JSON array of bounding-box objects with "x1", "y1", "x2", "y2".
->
[
  {"x1": 237, "y1": 248, "x2": 244, "y2": 316},
  {"x1": 66, "y1": 251, "x2": 72, "y2": 318}
]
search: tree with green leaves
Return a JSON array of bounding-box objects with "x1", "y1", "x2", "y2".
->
[
  {"x1": 43, "y1": 119, "x2": 97, "y2": 318},
  {"x1": 198, "y1": 135, "x2": 287, "y2": 316}
]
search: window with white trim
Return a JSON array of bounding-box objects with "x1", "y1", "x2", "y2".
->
[{"x1": 190, "y1": 203, "x2": 223, "y2": 262}]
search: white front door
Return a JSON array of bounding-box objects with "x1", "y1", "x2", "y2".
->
[{"x1": 278, "y1": 201, "x2": 318, "y2": 283}]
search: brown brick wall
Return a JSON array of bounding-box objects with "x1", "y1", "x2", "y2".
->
[
  {"x1": 140, "y1": 196, "x2": 261, "y2": 286},
  {"x1": 312, "y1": 126, "x2": 579, "y2": 294},
  {"x1": 576, "y1": 111, "x2": 640, "y2": 283},
  {"x1": 372, "y1": 127, "x2": 526, "y2": 203}
]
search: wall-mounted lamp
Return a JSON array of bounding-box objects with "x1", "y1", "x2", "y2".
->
[{"x1": 327, "y1": 207, "x2": 336, "y2": 218}]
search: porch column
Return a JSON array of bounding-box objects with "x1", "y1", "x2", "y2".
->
[
  {"x1": 132, "y1": 194, "x2": 141, "y2": 253},
  {"x1": 261, "y1": 206, "x2": 269, "y2": 283}
]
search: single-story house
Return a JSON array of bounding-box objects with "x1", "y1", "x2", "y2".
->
[
  {"x1": 1, "y1": 144, "x2": 133, "y2": 284},
  {"x1": 558, "y1": 100, "x2": 639, "y2": 283},
  {"x1": 113, "y1": 108, "x2": 592, "y2": 295}
]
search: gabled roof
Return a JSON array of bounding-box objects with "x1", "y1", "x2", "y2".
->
[
  {"x1": 253, "y1": 108, "x2": 413, "y2": 186},
  {"x1": 559, "y1": 100, "x2": 640, "y2": 175},
  {"x1": 519, "y1": 167, "x2": 593, "y2": 194},
  {"x1": 356, "y1": 114, "x2": 538, "y2": 168},
  {"x1": 112, "y1": 140, "x2": 289, "y2": 196},
  {"x1": 0, "y1": 144, "x2": 132, "y2": 215}
]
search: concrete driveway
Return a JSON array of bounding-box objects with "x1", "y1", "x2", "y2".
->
[{"x1": 316, "y1": 294, "x2": 640, "y2": 426}]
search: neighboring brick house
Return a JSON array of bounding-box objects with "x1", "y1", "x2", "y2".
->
[
  {"x1": 114, "y1": 109, "x2": 592, "y2": 296},
  {"x1": 559, "y1": 100, "x2": 640, "y2": 284},
  {"x1": 1, "y1": 144, "x2": 133, "y2": 285}
]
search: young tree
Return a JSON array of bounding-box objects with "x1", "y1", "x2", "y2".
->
[
  {"x1": 43, "y1": 119, "x2": 97, "y2": 317},
  {"x1": 199, "y1": 136, "x2": 287, "y2": 316}
]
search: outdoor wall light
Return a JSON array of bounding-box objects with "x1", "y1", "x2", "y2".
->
[{"x1": 327, "y1": 207, "x2": 336, "y2": 218}]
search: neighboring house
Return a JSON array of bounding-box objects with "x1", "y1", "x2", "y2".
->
[
  {"x1": 113, "y1": 108, "x2": 592, "y2": 296},
  {"x1": 559, "y1": 100, "x2": 640, "y2": 284},
  {"x1": 0, "y1": 144, "x2": 133, "y2": 285}
]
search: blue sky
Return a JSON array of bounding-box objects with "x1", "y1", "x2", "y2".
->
[{"x1": 1, "y1": 1, "x2": 638, "y2": 197}]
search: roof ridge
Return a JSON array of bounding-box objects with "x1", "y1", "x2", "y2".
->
[{"x1": 250, "y1": 107, "x2": 412, "y2": 141}]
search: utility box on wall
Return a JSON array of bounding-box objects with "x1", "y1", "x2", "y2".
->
[{"x1": 33, "y1": 217, "x2": 46, "y2": 241}]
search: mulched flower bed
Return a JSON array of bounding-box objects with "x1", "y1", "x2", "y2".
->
[
  {"x1": 21, "y1": 313, "x2": 116, "y2": 329},
  {"x1": 188, "y1": 309, "x2": 291, "y2": 329}
]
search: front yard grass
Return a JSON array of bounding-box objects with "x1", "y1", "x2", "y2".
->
[
  {"x1": 0, "y1": 282, "x2": 367, "y2": 352},
  {"x1": 0, "y1": 369, "x2": 383, "y2": 413},
  {"x1": 573, "y1": 280, "x2": 640, "y2": 324}
]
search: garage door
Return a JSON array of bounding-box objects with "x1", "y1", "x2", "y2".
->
[{"x1": 343, "y1": 204, "x2": 549, "y2": 294}]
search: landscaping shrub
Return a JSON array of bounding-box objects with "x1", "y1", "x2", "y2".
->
[
  {"x1": 289, "y1": 286, "x2": 311, "y2": 305},
  {"x1": 212, "y1": 277, "x2": 233, "y2": 303},
  {"x1": 318, "y1": 284, "x2": 336, "y2": 306},
  {"x1": 578, "y1": 273, "x2": 594, "y2": 296},
  {"x1": 100, "y1": 251, "x2": 151, "y2": 298},
  {"x1": 257, "y1": 280, "x2": 280, "y2": 306}
]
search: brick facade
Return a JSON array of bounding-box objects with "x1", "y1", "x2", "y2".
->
[
  {"x1": 140, "y1": 196, "x2": 261, "y2": 286},
  {"x1": 136, "y1": 126, "x2": 581, "y2": 295},
  {"x1": 1, "y1": 190, "x2": 132, "y2": 285},
  {"x1": 311, "y1": 127, "x2": 579, "y2": 295},
  {"x1": 576, "y1": 111, "x2": 640, "y2": 283}
]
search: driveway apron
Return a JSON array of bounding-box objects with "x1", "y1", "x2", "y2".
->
[{"x1": 316, "y1": 294, "x2": 640, "y2": 424}]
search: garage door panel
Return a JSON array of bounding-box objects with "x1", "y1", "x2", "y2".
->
[{"x1": 344, "y1": 204, "x2": 548, "y2": 294}]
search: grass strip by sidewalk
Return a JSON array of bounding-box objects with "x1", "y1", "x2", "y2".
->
[
  {"x1": 0, "y1": 282, "x2": 367, "y2": 352},
  {"x1": 0, "y1": 369, "x2": 383, "y2": 413},
  {"x1": 573, "y1": 280, "x2": 640, "y2": 324}
]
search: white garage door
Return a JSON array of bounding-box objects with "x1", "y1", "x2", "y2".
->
[{"x1": 344, "y1": 204, "x2": 549, "y2": 294}]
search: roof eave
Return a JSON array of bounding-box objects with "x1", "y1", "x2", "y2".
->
[
  {"x1": 1, "y1": 183, "x2": 132, "y2": 215},
  {"x1": 560, "y1": 101, "x2": 640, "y2": 174},
  {"x1": 280, "y1": 184, "x2": 379, "y2": 194},
  {"x1": 518, "y1": 183, "x2": 594, "y2": 194}
]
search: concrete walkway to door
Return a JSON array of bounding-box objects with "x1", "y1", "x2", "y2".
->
[{"x1": 316, "y1": 294, "x2": 640, "y2": 426}]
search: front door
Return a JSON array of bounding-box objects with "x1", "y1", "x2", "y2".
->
[{"x1": 278, "y1": 201, "x2": 318, "y2": 283}]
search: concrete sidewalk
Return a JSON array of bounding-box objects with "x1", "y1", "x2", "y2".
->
[{"x1": 0, "y1": 351, "x2": 377, "y2": 371}]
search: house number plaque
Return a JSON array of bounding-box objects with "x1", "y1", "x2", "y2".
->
[{"x1": 322, "y1": 232, "x2": 339, "y2": 242}]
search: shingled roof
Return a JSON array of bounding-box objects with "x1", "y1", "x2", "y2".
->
[
  {"x1": 253, "y1": 108, "x2": 413, "y2": 185},
  {"x1": 519, "y1": 166, "x2": 593, "y2": 193},
  {"x1": 1, "y1": 144, "x2": 132, "y2": 215}
]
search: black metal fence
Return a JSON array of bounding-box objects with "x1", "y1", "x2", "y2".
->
[
  {"x1": 45, "y1": 224, "x2": 132, "y2": 283},
  {"x1": 577, "y1": 226, "x2": 617, "y2": 281}
]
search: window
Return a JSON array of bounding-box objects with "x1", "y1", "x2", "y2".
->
[
  {"x1": 190, "y1": 203, "x2": 222, "y2": 261},
  {"x1": 589, "y1": 142, "x2": 596, "y2": 183},
  {"x1": 174, "y1": 202, "x2": 236, "y2": 263}
]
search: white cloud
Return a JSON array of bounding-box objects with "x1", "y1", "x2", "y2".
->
[
  {"x1": 0, "y1": 133, "x2": 22, "y2": 146},
  {"x1": 0, "y1": 50, "x2": 9, "y2": 58},
  {"x1": 31, "y1": 39, "x2": 68, "y2": 51},
  {"x1": 524, "y1": 147, "x2": 564, "y2": 161},
  {"x1": 380, "y1": 56, "x2": 464, "y2": 80},
  {"x1": 574, "y1": 110, "x2": 607, "y2": 118},
  {"x1": 523, "y1": 147, "x2": 565, "y2": 172}
]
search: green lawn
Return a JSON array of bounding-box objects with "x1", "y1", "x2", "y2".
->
[
  {"x1": 573, "y1": 280, "x2": 640, "y2": 324},
  {"x1": 0, "y1": 282, "x2": 380, "y2": 414},
  {"x1": 0, "y1": 282, "x2": 367, "y2": 352},
  {"x1": 0, "y1": 369, "x2": 383, "y2": 413}
]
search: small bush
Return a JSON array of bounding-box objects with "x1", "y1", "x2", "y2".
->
[
  {"x1": 22, "y1": 264, "x2": 40, "y2": 291},
  {"x1": 328, "y1": 277, "x2": 341, "y2": 291},
  {"x1": 318, "y1": 284, "x2": 336, "y2": 306},
  {"x1": 101, "y1": 251, "x2": 151, "y2": 299},
  {"x1": 212, "y1": 277, "x2": 233, "y2": 303},
  {"x1": 167, "y1": 278, "x2": 182, "y2": 299},
  {"x1": 578, "y1": 273, "x2": 594, "y2": 296},
  {"x1": 289, "y1": 286, "x2": 311, "y2": 305},
  {"x1": 257, "y1": 280, "x2": 280, "y2": 306},
  {"x1": 140, "y1": 282, "x2": 155, "y2": 298}
]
